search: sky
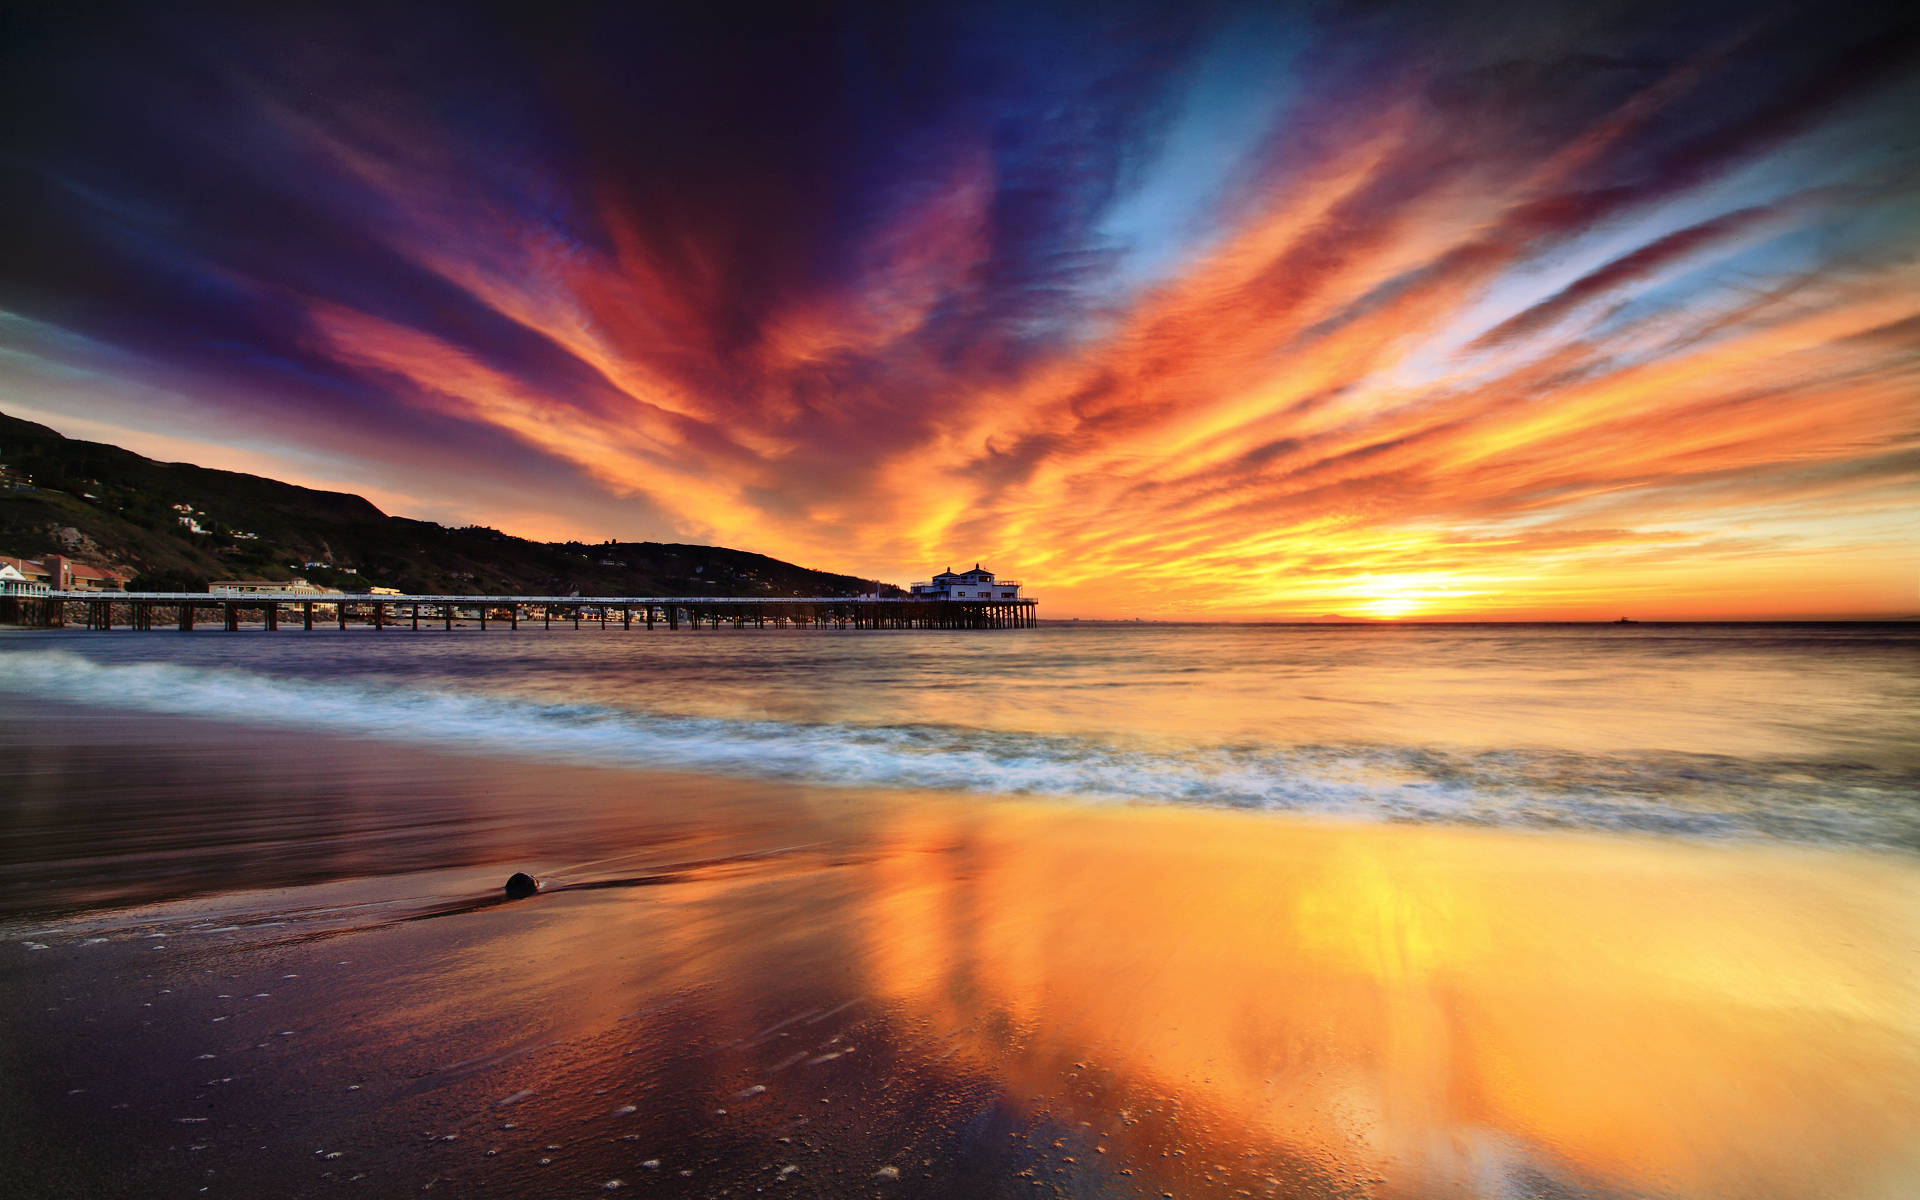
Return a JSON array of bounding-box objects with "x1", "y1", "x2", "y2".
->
[{"x1": 2, "y1": 0, "x2": 1916, "y2": 619}]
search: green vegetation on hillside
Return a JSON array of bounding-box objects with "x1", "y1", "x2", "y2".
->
[{"x1": 0, "y1": 412, "x2": 892, "y2": 597}]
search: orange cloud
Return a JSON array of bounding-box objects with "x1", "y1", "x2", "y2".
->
[{"x1": 18, "y1": 5, "x2": 1914, "y2": 621}]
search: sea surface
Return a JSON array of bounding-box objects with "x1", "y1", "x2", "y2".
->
[
  {"x1": 4, "y1": 620, "x2": 1919, "y2": 1199},
  {"x1": 5, "y1": 620, "x2": 1918, "y2": 853}
]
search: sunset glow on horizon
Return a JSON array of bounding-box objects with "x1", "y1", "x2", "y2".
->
[{"x1": 2, "y1": 1, "x2": 1916, "y2": 619}]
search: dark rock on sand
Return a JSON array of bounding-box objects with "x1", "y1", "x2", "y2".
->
[{"x1": 504, "y1": 872, "x2": 540, "y2": 899}]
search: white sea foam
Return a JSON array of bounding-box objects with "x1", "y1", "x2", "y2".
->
[{"x1": 5, "y1": 648, "x2": 1914, "y2": 848}]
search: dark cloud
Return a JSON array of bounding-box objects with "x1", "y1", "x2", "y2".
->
[{"x1": 2, "y1": 0, "x2": 1916, "y2": 614}]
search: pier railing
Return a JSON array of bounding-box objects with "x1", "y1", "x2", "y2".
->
[{"x1": 1, "y1": 592, "x2": 1038, "y2": 632}]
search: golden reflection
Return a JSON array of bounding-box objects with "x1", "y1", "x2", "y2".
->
[{"x1": 859, "y1": 804, "x2": 1920, "y2": 1199}]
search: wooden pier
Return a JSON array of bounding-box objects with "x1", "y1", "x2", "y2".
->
[{"x1": 1, "y1": 592, "x2": 1037, "y2": 632}]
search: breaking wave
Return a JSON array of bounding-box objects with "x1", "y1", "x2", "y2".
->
[{"x1": 6, "y1": 648, "x2": 1916, "y2": 849}]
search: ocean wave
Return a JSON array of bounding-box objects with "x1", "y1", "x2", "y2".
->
[{"x1": 6, "y1": 648, "x2": 1915, "y2": 849}]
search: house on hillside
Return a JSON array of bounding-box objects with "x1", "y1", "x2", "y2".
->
[{"x1": 909, "y1": 564, "x2": 1023, "y2": 600}]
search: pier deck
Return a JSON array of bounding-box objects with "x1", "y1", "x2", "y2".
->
[{"x1": 2, "y1": 592, "x2": 1036, "y2": 632}]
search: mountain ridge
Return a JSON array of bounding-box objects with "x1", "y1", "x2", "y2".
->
[{"x1": 0, "y1": 412, "x2": 892, "y2": 597}]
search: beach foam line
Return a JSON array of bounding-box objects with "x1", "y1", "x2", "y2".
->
[{"x1": 7, "y1": 648, "x2": 1916, "y2": 849}]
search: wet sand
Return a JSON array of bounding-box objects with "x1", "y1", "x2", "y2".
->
[{"x1": 2, "y1": 708, "x2": 1917, "y2": 1198}]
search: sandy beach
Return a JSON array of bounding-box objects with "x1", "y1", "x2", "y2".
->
[{"x1": 4, "y1": 703, "x2": 1916, "y2": 1200}]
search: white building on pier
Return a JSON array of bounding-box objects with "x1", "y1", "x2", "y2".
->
[
  {"x1": 0, "y1": 563, "x2": 49, "y2": 596},
  {"x1": 909, "y1": 564, "x2": 1022, "y2": 601}
]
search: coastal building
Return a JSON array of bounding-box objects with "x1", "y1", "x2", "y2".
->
[
  {"x1": 0, "y1": 556, "x2": 50, "y2": 589},
  {"x1": 909, "y1": 564, "x2": 1022, "y2": 600},
  {"x1": 65, "y1": 559, "x2": 129, "y2": 592},
  {"x1": 210, "y1": 577, "x2": 344, "y2": 597},
  {"x1": 0, "y1": 563, "x2": 49, "y2": 596},
  {"x1": 0, "y1": 554, "x2": 128, "y2": 592}
]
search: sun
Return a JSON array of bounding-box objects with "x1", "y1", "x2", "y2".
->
[
  {"x1": 1348, "y1": 573, "x2": 1463, "y2": 620},
  {"x1": 1362, "y1": 591, "x2": 1424, "y2": 619}
]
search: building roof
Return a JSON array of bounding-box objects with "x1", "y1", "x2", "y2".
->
[
  {"x1": 931, "y1": 562, "x2": 993, "y2": 581},
  {"x1": 0, "y1": 555, "x2": 131, "y2": 582}
]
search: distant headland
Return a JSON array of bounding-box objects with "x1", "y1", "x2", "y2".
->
[{"x1": 0, "y1": 411, "x2": 888, "y2": 598}]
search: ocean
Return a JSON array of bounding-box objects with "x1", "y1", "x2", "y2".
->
[
  {"x1": 6, "y1": 621, "x2": 1918, "y2": 859},
  {"x1": 3, "y1": 621, "x2": 1917, "y2": 1198}
]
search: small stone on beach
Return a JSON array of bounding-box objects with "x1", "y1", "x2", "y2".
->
[{"x1": 504, "y1": 872, "x2": 540, "y2": 899}]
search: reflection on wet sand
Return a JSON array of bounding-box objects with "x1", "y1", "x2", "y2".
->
[
  {"x1": 859, "y1": 805, "x2": 1920, "y2": 1199},
  {"x1": 5, "y1": 779, "x2": 1916, "y2": 1198}
]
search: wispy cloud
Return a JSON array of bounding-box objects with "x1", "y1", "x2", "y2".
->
[{"x1": 2, "y1": 1, "x2": 1916, "y2": 616}]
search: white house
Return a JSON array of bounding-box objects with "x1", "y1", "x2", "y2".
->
[
  {"x1": 910, "y1": 564, "x2": 1022, "y2": 600},
  {"x1": 0, "y1": 563, "x2": 49, "y2": 596}
]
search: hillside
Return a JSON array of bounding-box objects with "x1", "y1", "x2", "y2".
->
[{"x1": 0, "y1": 412, "x2": 892, "y2": 597}]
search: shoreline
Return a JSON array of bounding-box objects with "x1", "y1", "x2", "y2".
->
[
  {"x1": 3, "y1": 703, "x2": 1917, "y2": 1197},
  {"x1": 5, "y1": 696, "x2": 1916, "y2": 924},
  {"x1": 0, "y1": 699, "x2": 914, "y2": 923},
  {"x1": 6, "y1": 633, "x2": 1918, "y2": 858}
]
